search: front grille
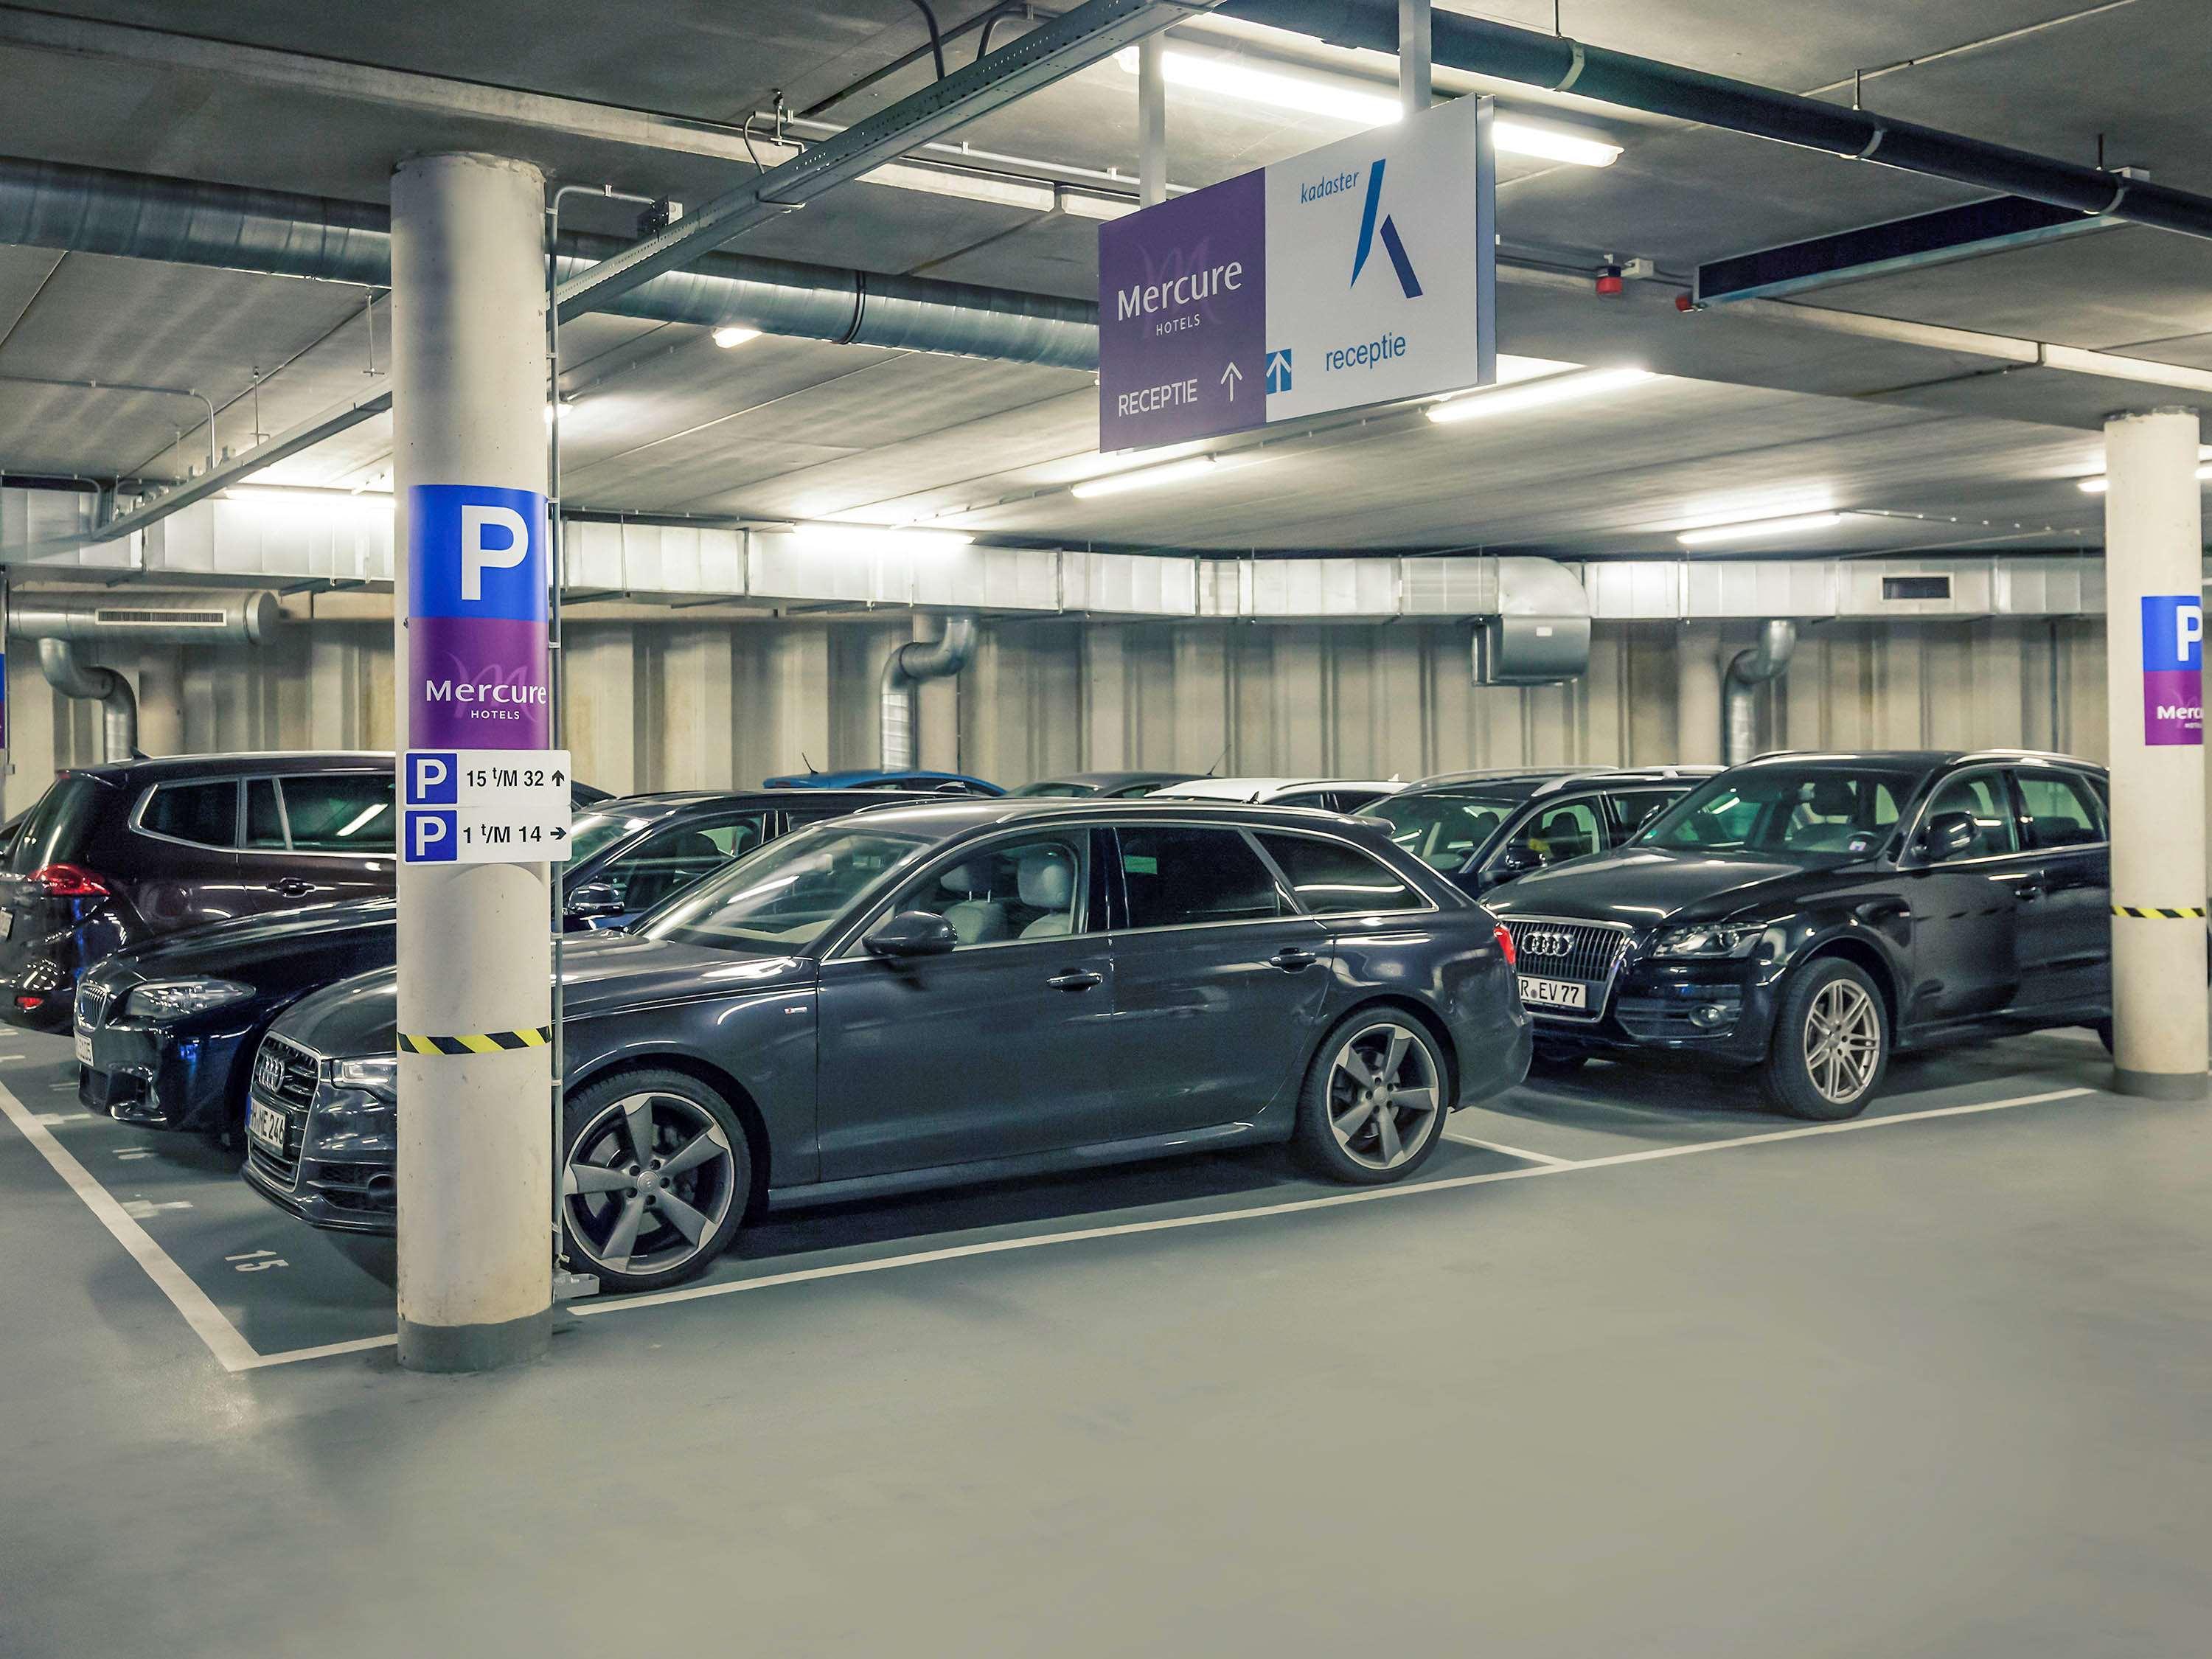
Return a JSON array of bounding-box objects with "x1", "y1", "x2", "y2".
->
[
  {"x1": 1502, "y1": 915, "x2": 1633, "y2": 1023},
  {"x1": 248, "y1": 1136, "x2": 302, "y2": 1187},
  {"x1": 308, "y1": 1162, "x2": 396, "y2": 1216},
  {"x1": 74, "y1": 982, "x2": 109, "y2": 1031},
  {"x1": 253, "y1": 1035, "x2": 319, "y2": 1110},
  {"x1": 1618, "y1": 984, "x2": 1744, "y2": 1042}
]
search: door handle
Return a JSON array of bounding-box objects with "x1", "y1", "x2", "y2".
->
[
  {"x1": 1270, "y1": 947, "x2": 1319, "y2": 971},
  {"x1": 1046, "y1": 969, "x2": 1103, "y2": 992},
  {"x1": 268, "y1": 878, "x2": 313, "y2": 897}
]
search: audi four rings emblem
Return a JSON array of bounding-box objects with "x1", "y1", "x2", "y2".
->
[
  {"x1": 257, "y1": 1053, "x2": 284, "y2": 1092},
  {"x1": 1521, "y1": 930, "x2": 1574, "y2": 957}
]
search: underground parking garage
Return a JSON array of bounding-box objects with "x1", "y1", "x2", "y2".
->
[{"x1": 2, "y1": 0, "x2": 2211, "y2": 1652}]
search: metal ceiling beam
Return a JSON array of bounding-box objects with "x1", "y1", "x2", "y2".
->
[{"x1": 553, "y1": 0, "x2": 1217, "y2": 322}]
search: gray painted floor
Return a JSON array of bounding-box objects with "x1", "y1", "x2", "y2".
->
[{"x1": 3, "y1": 1028, "x2": 2208, "y2": 1657}]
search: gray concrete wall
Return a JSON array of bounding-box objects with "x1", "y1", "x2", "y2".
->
[{"x1": 3, "y1": 613, "x2": 2109, "y2": 813}]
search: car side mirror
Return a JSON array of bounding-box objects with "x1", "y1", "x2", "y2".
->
[
  {"x1": 1491, "y1": 845, "x2": 1544, "y2": 879},
  {"x1": 864, "y1": 910, "x2": 958, "y2": 959},
  {"x1": 564, "y1": 880, "x2": 625, "y2": 919},
  {"x1": 1921, "y1": 812, "x2": 1977, "y2": 861}
]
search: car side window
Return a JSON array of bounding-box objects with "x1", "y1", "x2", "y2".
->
[
  {"x1": 1921, "y1": 771, "x2": 2018, "y2": 857},
  {"x1": 894, "y1": 832, "x2": 1091, "y2": 946},
  {"x1": 1500, "y1": 799, "x2": 1603, "y2": 868},
  {"x1": 245, "y1": 779, "x2": 288, "y2": 849},
  {"x1": 1116, "y1": 826, "x2": 1286, "y2": 930},
  {"x1": 1604, "y1": 789, "x2": 1679, "y2": 844},
  {"x1": 279, "y1": 773, "x2": 395, "y2": 853},
  {"x1": 1256, "y1": 834, "x2": 1423, "y2": 915},
  {"x1": 2015, "y1": 772, "x2": 2105, "y2": 849},
  {"x1": 139, "y1": 780, "x2": 238, "y2": 848},
  {"x1": 601, "y1": 816, "x2": 769, "y2": 914}
]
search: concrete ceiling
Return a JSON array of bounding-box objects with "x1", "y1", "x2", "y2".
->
[{"x1": 0, "y1": 0, "x2": 2206, "y2": 560}]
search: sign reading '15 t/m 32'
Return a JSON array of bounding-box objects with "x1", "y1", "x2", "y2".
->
[{"x1": 1098, "y1": 96, "x2": 1495, "y2": 452}]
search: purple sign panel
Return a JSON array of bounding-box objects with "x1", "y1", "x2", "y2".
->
[
  {"x1": 2140, "y1": 593, "x2": 2204, "y2": 746},
  {"x1": 406, "y1": 484, "x2": 549, "y2": 751},
  {"x1": 1098, "y1": 170, "x2": 1265, "y2": 452}
]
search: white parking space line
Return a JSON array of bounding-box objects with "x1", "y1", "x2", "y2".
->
[
  {"x1": 574, "y1": 1085, "x2": 2099, "y2": 1324},
  {"x1": 234, "y1": 1334, "x2": 398, "y2": 1370},
  {"x1": 1441, "y1": 1130, "x2": 1576, "y2": 1166},
  {"x1": 0, "y1": 1077, "x2": 262, "y2": 1373}
]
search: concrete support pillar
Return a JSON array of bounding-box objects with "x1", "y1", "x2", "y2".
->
[
  {"x1": 1675, "y1": 623, "x2": 1722, "y2": 765},
  {"x1": 1399, "y1": 0, "x2": 1433, "y2": 114},
  {"x1": 1137, "y1": 35, "x2": 1167, "y2": 207},
  {"x1": 389, "y1": 152, "x2": 554, "y2": 1371},
  {"x1": 1082, "y1": 626, "x2": 1127, "y2": 770},
  {"x1": 136, "y1": 647, "x2": 185, "y2": 754},
  {"x1": 2102, "y1": 407, "x2": 2209, "y2": 1099}
]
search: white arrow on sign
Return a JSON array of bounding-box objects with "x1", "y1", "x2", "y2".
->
[{"x1": 1220, "y1": 361, "x2": 1243, "y2": 400}]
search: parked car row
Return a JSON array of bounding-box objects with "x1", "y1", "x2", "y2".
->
[{"x1": 42, "y1": 746, "x2": 2121, "y2": 1293}]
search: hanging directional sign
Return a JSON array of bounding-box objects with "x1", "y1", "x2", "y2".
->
[
  {"x1": 1098, "y1": 95, "x2": 1495, "y2": 453},
  {"x1": 402, "y1": 748, "x2": 574, "y2": 865}
]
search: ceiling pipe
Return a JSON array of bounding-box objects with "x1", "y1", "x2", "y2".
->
[
  {"x1": 0, "y1": 157, "x2": 1100, "y2": 371},
  {"x1": 34, "y1": 639, "x2": 137, "y2": 762},
  {"x1": 1218, "y1": 0, "x2": 2212, "y2": 241},
  {"x1": 1722, "y1": 619, "x2": 1797, "y2": 765},
  {"x1": 880, "y1": 612, "x2": 978, "y2": 770}
]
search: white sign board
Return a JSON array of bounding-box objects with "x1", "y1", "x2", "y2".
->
[{"x1": 401, "y1": 748, "x2": 573, "y2": 865}]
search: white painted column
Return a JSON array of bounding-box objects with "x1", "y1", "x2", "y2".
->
[
  {"x1": 389, "y1": 153, "x2": 555, "y2": 1370},
  {"x1": 1137, "y1": 35, "x2": 1167, "y2": 207},
  {"x1": 1675, "y1": 622, "x2": 1722, "y2": 765},
  {"x1": 1399, "y1": 0, "x2": 1433, "y2": 114},
  {"x1": 2102, "y1": 407, "x2": 2208, "y2": 1099}
]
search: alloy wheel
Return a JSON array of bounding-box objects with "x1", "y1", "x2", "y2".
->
[
  {"x1": 562, "y1": 1091, "x2": 738, "y2": 1279},
  {"x1": 1803, "y1": 979, "x2": 1882, "y2": 1107},
  {"x1": 1326, "y1": 1021, "x2": 1442, "y2": 1172}
]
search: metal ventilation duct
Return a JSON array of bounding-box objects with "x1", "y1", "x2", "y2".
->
[
  {"x1": 880, "y1": 613, "x2": 979, "y2": 770},
  {"x1": 1723, "y1": 619, "x2": 1797, "y2": 764}
]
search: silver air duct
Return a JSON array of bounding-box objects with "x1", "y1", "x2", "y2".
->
[
  {"x1": 11, "y1": 590, "x2": 282, "y2": 761},
  {"x1": 880, "y1": 613, "x2": 979, "y2": 771},
  {"x1": 1722, "y1": 619, "x2": 1797, "y2": 765},
  {"x1": 0, "y1": 157, "x2": 1099, "y2": 371}
]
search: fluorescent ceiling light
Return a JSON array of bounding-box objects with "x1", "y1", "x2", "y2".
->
[
  {"x1": 1425, "y1": 366, "x2": 1655, "y2": 425},
  {"x1": 1056, "y1": 192, "x2": 1137, "y2": 222},
  {"x1": 2078, "y1": 463, "x2": 2212, "y2": 493},
  {"x1": 224, "y1": 484, "x2": 391, "y2": 505},
  {"x1": 863, "y1": 161, "x2": 1056, "y2": 214},
  {"x1": 712, "y1": 326, "x2": 761, "y2": 349},
  {"x1": 1071, "y1": 454, "x2": 1227, "y2": 499},
  {"x1": 787, "y1": 524, "x2": 973, "y2": 554},
  {"x1": 1677, "y1": 512, "x2": 1847, "y2": 548},
  {"x1": 1115, "y1": 48, "x2": 1621, "y2": 166}
]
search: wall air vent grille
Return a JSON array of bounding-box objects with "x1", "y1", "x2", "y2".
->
[{"x1": 92, "y1": 608, "x2": 231, "y2": 628}]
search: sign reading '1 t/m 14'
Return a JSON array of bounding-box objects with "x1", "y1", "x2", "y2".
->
[
  {"x1": 402, "y1": 749, "x2": 574, "y2": 865},
  {"x1": 1098, "y1": 95, "x2": 1496, "y2": 452}
]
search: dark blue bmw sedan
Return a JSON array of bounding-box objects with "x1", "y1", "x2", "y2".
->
[{"x1": 245, "y1": 799, "x2": 1531, "y2": 1287}]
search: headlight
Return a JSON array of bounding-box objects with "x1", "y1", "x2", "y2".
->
[
  {"x1": 122, "y1": 978, "x2": 255, "y2": 1018},
  {"x1": 1649, "y1": 923, "x2": 1767, "y2": 959},
  {"x1": 329, "y1": 1055, "x2": 399, "y2": 1096}
]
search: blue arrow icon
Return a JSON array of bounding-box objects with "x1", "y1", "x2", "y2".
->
[{"x1": 1265, "y1": 349, "x2": 1293, "y2": 394}]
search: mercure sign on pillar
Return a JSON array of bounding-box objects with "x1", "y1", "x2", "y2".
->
[{"x1": 1099, "y1": 94, "x2": 1495, "y2": 451}]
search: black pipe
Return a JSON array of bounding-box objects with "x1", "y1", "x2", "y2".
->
[
  {"x1": 908, "y1": 0, "x2": 950, "y2": 80},
  {"x1": 1218, "y1": 0, "x2": 2212, "y2": 242}
]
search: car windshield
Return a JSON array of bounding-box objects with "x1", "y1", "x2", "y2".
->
[
  {"x1": 1358, "y1": 790, "x2": 1520, "y2": 871},
  {"x1": 1008, "y1": 782, "x2": 1091, "y2": 798},
  {"x1": 1638, "y1": 767, "x2": 1915, "y2": 862},
  {"x1": 567, "y1": 810, "x2": 659, "y2": 867},
  {"x1": 638, "y1": 823, "x2": 932, "y2": 953}
]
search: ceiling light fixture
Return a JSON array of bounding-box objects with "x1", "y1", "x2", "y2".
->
[
  {"x1": 787, "y1": 524, "x2": 973, "y2": 555},
  {"x1": 2077, "y1": 463, "x2": 2212, "y2": 493},
  {"x1": 1114, "y1": 48, "x2": 1621, "y2": 166},
  {"x1": 1071, "y1": 454, "x2": 1228, "y2": 499},
  {"x1": 712, "y1": 326, "x2": 761, "y2": 349},
  {"x1": 1677, "y1": 512, "x2": 1848, "y2": 548},
  {"x1": 1425, "y1": 366, "x2": 1655, "y2": 425}
]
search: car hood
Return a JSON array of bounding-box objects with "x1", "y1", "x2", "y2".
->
[
  {"x1": 102, "y1": 899, "x2": 397, "y2": 983},
  {"x1": 1487, "y1": 847, "x2": 1854, "y2": 927},
  {"x1": 273, "y1": 933, "x2": 816, "y2": 1058}
]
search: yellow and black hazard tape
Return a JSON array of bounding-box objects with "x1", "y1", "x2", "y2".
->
[
  {"x1": 2112, "y1": 905, "x2": 2210, "y2": 919},
  {"x1": 399, "y1": 1026, "x2": 552, "y2": 1056}
]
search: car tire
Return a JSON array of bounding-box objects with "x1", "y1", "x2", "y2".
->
[
  {"x1": 2094, "y1": 1018, "x2": 2115, "y2": 1054},
  {"x1": 1293, "y1": 1008, "x2": 1453, "y2": 1185},
  {"x1": 1526, "y1": 1045, "x2": 1588, "y2": 1078},
  {"x1": 1760, "y1": 959, "x2": 1889, "y2": 1121},
  {"x1": 560, "y1": 1068, "x2": 751, "y2": 1293}
]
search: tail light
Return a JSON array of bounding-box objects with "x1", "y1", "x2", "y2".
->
[
  {"x1": 31, "y1": 863, "x2": 111, "y2": 900},
  {"x1": 1494, "y1": 922, "x2": 1516, "y2": 968}
]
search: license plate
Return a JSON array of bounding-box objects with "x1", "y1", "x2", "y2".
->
[
  {"x1": 74, "y1": 1029, "x2": 94, "y2": 1067},
  {"x1": 0, "y1": 911, "x2": 13, "y2": 939},
  {"x1": 248, "y1": 1100, "x2": 289, "y2": 1156},
  {"x1": 1518, "y1": 974, "x2": 1590, "y2": 1011}
]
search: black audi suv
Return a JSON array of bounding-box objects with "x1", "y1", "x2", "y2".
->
[
  {"x1": 74, "y1": 789, "x2": 888, "y2": 1156},
  {"x1": 244, "y1": 798, "x2": 1531, "y2": 1285},
  {"x1": 1489, "y1": 751, "x2": 2113, "y2": 1119}
]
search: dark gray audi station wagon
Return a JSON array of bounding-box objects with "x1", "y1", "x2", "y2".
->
[{"x1": 246, "y1": 799, "x2": 1531, "y2": 1289}]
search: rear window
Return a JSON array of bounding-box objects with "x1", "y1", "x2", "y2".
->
[
  {"x1": 7, "y1": 774, "x2": 112, "y2": 874},
  {"x1": 280, "y1": 773, "x2": 394, "y2": 852},
  {"x1": 1258, "y1": 833, "x2": 1423, "y2": 914},
  {"x1": 1117, "y1": 827, "x2": 1285, "y2": 929},
  {"x1": 137, "y1": 780, "x2": 238, "y2": 849}
]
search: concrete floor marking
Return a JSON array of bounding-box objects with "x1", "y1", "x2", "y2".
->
[
  {"x1": 0, "y1": 1077, "x2": 261, "y2": 1372},
  {"x1": 1440, "y1": 1130, "x2": 1576, "y2": 1165}
]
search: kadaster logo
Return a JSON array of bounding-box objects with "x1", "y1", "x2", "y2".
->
[{"x1": 1350, "y1": 159, "x2": 1422, "y2": 299}]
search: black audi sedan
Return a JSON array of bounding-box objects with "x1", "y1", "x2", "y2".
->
[
  {"x1": 74, "y1": 789, "x2": 888, "y2": 1149},
  {"x1": 244, "y1": 799, "x2": 1531, "y2": 1286},
  {"x1": 1489, "y1": 750, "x2": 2112, "y2": 1119}
]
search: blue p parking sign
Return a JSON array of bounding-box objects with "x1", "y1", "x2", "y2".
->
[
  {"x1": 406, "y1": 751, "x2": 459, "y2": 806},
  {"x1": 407, "y1": 810, "x2": 458, "y2": 862}
]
